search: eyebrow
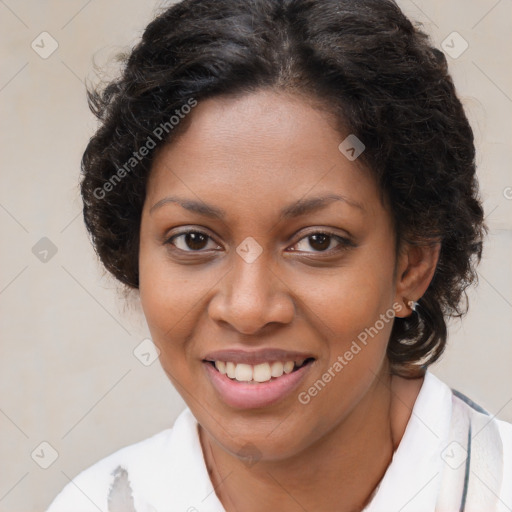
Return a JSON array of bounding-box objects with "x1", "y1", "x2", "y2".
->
[{"x1": 149, "y1": 193, "x2": 365, "y2": 220}]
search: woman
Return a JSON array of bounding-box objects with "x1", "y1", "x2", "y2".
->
[{"x1": 46, "y1": 0, "x2": 511, "y2": 510}]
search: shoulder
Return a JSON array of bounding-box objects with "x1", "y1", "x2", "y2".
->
[
  {"x1": 365, "y1": 371, "x2": 512, "y2": 511},
  {"x1": 433, "y1": 373, "x2": 512, "y2": 509},
  {"x1": 45, "y1": 408, "x2": 197, "y2": 512},
  {"x1": 428, "y1": 370, "x2": 512, "y2": 457},
  {"x1": 496, "y1": 417, "x2": 512, "y2": 509},
  {"x1": 497, "y1": 415, "x2": 512, "y2": 442}
]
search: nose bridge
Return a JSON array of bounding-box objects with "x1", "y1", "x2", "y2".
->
[
  {"x1": 209, "y1": 241, "x2": 294, "y2": 334},
  {"x1": 231, "y1": 247, "x2": 273, "y2": 303}
]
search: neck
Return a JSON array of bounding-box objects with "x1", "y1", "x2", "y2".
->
[{"x1": 199, "y1": 369, "x2": 423, "y2": 512}]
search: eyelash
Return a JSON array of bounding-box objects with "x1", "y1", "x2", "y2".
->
[{"x1": 164, "y1": 228, "x2": 354, "y2": 256}]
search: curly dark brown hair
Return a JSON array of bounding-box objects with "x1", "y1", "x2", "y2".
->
[{"x1": 81, "y1": 0, "x2": 485, "y2": 377}]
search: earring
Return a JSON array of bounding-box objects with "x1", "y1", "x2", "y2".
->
[{"x1": 404, "y1": 298, "x2": 417, "y2": 312}]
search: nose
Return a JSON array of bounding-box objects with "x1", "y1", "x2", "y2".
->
[{"x1": 208, "y1": 250, "x2": 295, "y2": 335}]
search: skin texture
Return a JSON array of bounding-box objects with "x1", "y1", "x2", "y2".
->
[{"x1": 138, "y1": 89, "x2": 440, "y2": 511}]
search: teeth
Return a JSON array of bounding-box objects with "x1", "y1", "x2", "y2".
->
[
  {"x1": 235, "y1": 363, "x2": 253, "y2": 382},
  {"x1": 212, "y1": 359, "x2": 308, "y2": 382},
  {"x1": 226, "y1": 361, "x2": 236, "y2": 379},
  {"x1": 283, "y1": 361, "x2": 294, "y2": 374},
  {"x1": 253, "y1": 363, "x2": 271, "y2": 382},
  {"x1": 215, "y1": 361, "x2": 226, "y2": 374},
  {"x1": 270, "y1": 361, "x2": 284, "y2": 378}
]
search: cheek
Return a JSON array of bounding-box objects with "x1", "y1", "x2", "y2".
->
[
  {"x1": 304, "y1": 255, "x2": 395, "y2": 334},
  {"x1": 293, "y1": 242, "x2": 397, "y2": 375},
  {"x1": 138, "y1": 239, "x2": 206, "y2": 356},
  {"x1": 292, "y1": 261, "x2": 396, "y2": 432}
]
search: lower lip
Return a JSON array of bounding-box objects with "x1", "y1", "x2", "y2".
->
[{"x1": 203, "y1": 361, "x2": 313, "y2": 410}]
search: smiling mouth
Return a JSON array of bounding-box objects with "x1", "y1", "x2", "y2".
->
[{"x1": 204, "y1": 358, "x2": 315, "y2": 384}]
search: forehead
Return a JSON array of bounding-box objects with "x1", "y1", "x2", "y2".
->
[{"x1": 146, "y1": 90, "x2": 383, "y2": 221}]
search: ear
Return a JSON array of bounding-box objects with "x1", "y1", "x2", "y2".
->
[{"x1": 393, "y1": 241, "x2": 441, "y2": 318}]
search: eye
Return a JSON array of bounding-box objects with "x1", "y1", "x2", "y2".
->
[
  {"x1": 289, "y1": 231, "x2": 353, "y2": 253},
  {"x1": 165, "y1": 228, "x2": 354, "y2": 255},
  {"x1": 166, "y1": 229, "x2": 221, "y2": 252}
]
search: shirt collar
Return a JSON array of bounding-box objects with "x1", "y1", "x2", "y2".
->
[{"x1": 363, "y1": 371, "x2": 453, "y2": 511}]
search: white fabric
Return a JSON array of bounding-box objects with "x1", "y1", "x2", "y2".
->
[{"x1": 46, "y1": 371, "x2": 512, "y2": 512}]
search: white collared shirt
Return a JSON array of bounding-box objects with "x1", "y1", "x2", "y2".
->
[{"x1": 46, "y1": 371, "x2": 512, "y2": 512}]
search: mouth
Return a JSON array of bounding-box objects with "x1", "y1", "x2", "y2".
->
[
  {"x1": 204, "y1": 357, "x2": 315, "y2": 383},
  {"x1": 202, "y1": 350, "x2": 316, "y2": 409}
]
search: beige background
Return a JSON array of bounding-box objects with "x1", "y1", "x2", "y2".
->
[{"x1": 0, "y1": 0, "x2": 511, "y2": 510}]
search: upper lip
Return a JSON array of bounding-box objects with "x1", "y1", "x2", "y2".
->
[{"x1": 202, "y1": 348, "x2": 316, "y2": 365}]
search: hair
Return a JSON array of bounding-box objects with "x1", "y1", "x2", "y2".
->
[{"x1": 81, "y1": 0, "x2": 485, "y2": 378}]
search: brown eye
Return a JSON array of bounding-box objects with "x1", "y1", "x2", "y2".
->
[
  {"x1": 291, "y1": 232, "x2": 353, "y2": 254},
  {"x1": 307, "y1": 233, "x2": 331, "y2": 251},
  {"x1": 167, "y1": 230, "x2": 217, "y2": 252}
]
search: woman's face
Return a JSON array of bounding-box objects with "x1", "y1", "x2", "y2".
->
[{"x1": 139, "y1": 89, "x2": 406, "y2": 461}]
